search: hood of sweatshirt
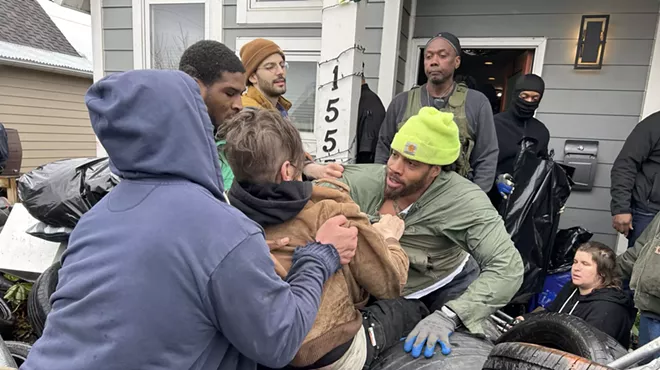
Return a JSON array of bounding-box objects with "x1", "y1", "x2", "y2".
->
[
  {"x1": 228, "y1": 180, "x2": 313, "y2": 227},
  {"x1": 85, "y1": 69, "x2": 225, "y2": 200}
]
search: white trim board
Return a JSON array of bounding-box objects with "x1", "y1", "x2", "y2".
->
[
  {"x1": 236, "y1": 0, "x2": 322, "y2": 24},
  {"x1": 132, "y1": 0, "x2": 223, "y2": 70},
  {"x1": 405, "y1": 37, "x2": 548, "y2": 90},
  {"x1": 376, "y1": 0, "x2": 403, "y2": 107},
  {"x1": 90, "y1": 0, "x2": 106, "y2": 158}
]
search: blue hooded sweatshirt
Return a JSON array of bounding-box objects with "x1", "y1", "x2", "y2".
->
[{"x1": 21, "y1": 70, "x2": 340, "y2": 370}]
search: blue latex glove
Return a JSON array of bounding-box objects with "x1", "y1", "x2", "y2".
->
[
  {"x1": 496, "y1": 181, "x2": 513, "y2": 197},
  {"x1": 496, "y1": 173, "x2": 515, "y2": 198},
  {"x1": 403, "y1": 310, "x2": 456, "y2": 358}
]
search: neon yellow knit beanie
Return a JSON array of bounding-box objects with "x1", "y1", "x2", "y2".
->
[{"x1": 391, "y1": 107, "x2": 460, "y2": 166}]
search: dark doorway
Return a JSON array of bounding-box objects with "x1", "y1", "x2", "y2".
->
[{"x1": 416, "y1": 48, "x2": 535, "y2": 114}]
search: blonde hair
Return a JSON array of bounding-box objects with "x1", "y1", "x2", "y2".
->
[{"x1": 222, "y1": 108, "x2": 305, "y2": 184}]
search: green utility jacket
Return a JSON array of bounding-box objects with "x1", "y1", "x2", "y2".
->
[
  {"x1": 617, "y1": 212, "x2": 660, "y2": 316},
  {"x1": 337, "y1": 164, "x2": 523, "y2": 333}
]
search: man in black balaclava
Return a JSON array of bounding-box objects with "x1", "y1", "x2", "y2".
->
[{"x1": 490, "y1": 74, "x2": 549, "y2": 204}]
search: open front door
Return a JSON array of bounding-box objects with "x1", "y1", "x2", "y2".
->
[{"x1": 501, "y1": 50, "x2": 534, "y2": 111}]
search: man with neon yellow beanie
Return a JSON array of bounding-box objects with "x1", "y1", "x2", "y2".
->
[{"x1": 332, "y1": 107, "x2": 523, "y2": 359}]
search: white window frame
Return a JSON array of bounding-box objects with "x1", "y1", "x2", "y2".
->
[
  {"x1": 236, "y1": 0, "x2": 322, "y2": 25},
  {"x1": 132, "y1": 0, "x2": 223, "y2": 69},
  {"x1": 235, "y1": 36, "x2": 321, "y2": 146}
]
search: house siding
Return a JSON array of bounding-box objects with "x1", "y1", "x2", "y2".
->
[
  {"x1": 101, "y1": 0, "x2": 133, "y2": 74},
  {"x1": 413, "y1": 0, "x2": 660, "y2": 246},
  {"x1": 0, "y1": 65, "x2": 95, "y2": 172},
  {"x1": 395, "y1": 0, "x2": 412, "y2": 95}
]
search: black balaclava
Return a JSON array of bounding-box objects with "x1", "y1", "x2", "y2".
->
[{"x1": 511, "y1": 74, "x2": 545, "y2": 120}]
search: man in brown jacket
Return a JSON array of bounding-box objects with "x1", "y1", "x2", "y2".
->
[{"x1": 224, "y1": 109, "x2": 428, "y2": 369}]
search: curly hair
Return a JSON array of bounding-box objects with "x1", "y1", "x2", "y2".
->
[
  {"x1": 576, "y1": 241, "x2": 621, "y2": 289},
  {"x1": 179, "y1": 40, "x2": 245, "y2": 86}
]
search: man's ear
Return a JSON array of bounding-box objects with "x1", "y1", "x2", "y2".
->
[
  {"x1": 248, "y1": 73, "x2": 259, "y2": 86},
  {"x1": 280, "y1": 161, "x2": 294, "y2": 182},
  {"x1": 430, "y1": 165, "x2": 442, "y2": 178},
  {"x1": 454, "y1": 55, "x2": 462, "y2": 70},
  {"x1": 195, "y1": 78, "x2": 208, "y2": 99}
]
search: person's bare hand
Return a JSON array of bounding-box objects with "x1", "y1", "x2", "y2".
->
[
  {"x1": 266, "y1": 237, "x2": 290, "y2": 251},
  {"x1": 303, "y1": 163, "x2": 344, "y2": 180},
  {"x1": 373, "y1": 214, "x2": 405, "y2": 241},
  {"x1": 316, "y1": 215, "x2": 358, "y2": 265},
  {"x1": 612, "y1": 213, "x2": 633, "y2": 236}
]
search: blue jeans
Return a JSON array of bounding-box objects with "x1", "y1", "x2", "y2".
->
[
  {"x1": 628, "y1": 208, "x2": 657, "y2": 249},
  {"x1": 639, "y1": 313, "x2": 660, "y2": 363}
]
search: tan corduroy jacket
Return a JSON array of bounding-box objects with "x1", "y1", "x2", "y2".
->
[{"x1": 264, "y1": 179, "x2": 409, "y2": 367}]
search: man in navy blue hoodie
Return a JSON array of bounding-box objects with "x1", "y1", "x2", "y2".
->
[{"x1": 20, "y1": 69, "x2": 358, "y2": 370}]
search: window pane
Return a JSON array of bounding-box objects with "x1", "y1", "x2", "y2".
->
[
  {"x1": 150, "y1": 4, "x2": 204, "y2": 69},
  {"x1": 287, "y1": 61, "x2": 317, "y2": 133}
]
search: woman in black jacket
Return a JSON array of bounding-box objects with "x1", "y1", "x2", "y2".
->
[{"x1": 519, "y1": 241, "x2": 636, "y2": 348}]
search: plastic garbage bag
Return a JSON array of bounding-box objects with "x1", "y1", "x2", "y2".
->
[
  {"x1": 26, "y1": 222, "x2": 73, "y2": 243},
  {"x1": 529, "y1": 270, "x2": 572, "y2": 311},
  {"x1": 548, "y1": 227, "x2": 593, "y2": 274},
  {"x1": 17, "y1": 157, "x2": 120, "y2": 228},
  {"x1": 498, "y1": 140, "x2": 573, "y2": 305}
]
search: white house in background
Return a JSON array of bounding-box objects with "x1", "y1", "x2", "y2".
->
[{"x1": 89, "y1": 0, "x2": 660, "y2": 250}]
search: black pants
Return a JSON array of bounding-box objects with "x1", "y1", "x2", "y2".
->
[
  {"x1": 419, "y1": 256, "x2": 481, "y2": 313},
  {"x1": 361, "y1": 298, "x2": 429, "y2": 368}
]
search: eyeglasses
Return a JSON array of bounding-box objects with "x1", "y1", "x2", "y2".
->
[{"x1": 259, "y1": 61, "x2": 289, "y2": 73}]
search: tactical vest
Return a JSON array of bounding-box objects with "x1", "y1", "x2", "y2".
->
[{"x1": 396, "y1": 83, "x2": 474, "y2": 178}]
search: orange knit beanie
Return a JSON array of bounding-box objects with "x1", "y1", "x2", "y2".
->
[{"x1": 239, "y1": 39, "x2": 285, "y2": 82}]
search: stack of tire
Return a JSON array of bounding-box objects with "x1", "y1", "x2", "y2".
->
[
  {"x1": 369, "y1": 313, "x2": 627, "y2": 370},
  {"x1": 27, "y1": 261, "x2": 61, "y2": 337}
]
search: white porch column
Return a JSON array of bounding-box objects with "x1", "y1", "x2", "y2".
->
[
  {"x1": 377, "y1": 0, "x2": 403, "y2": 107},
  {"x1": 314, "y1": 0, "x2": 366, "y2": 163}
]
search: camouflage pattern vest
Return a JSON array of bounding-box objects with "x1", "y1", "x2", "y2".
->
[{"x1": 397, "y1": 83, "x2": 474, "y2": 177}]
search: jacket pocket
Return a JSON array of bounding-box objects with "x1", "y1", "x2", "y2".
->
[
  {"x1": 649, "y1": 173, "x2": 660, "y2": 205},
  {"x1": 633, "y1": 237, "x2": 660, "y2": 299},
  {"x1": 406, "y1": 247, "x2": 430, "y2": 274}
]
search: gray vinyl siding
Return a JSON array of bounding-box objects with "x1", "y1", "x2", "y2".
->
[
  {"x1": 101, "y1": 0, "x2": 133, "y2": 75},
  {"x1": 414, "y1": 0, "x2": 660, "y2": 246},
  {"x1": 362, "y1": 0, "x2": 384, "y2": 93}
]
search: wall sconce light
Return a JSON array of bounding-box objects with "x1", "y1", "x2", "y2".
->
[{"x1": 574, "y1": 15, "x2": 610, "y2": 70}]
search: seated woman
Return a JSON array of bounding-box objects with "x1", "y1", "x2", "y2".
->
[{"x1": 519, "y1": 241, "x2": 635, "y2": 347}]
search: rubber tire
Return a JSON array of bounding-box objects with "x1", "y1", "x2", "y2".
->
[
  {"x1": 369, "y1": 331, "x2": 494, "y2": 370},
  {"x1": 483, "y1": 342, "x2": 614, "y2": 370},
  {"x1": 4, "y1": 341, "x2": 30, "y2": 367},
  {"x1": 0, "y1": 337, "x2": 18, "y2": 368},
  {"x1": 0, "y1": 276, "x2": 13, "y2": 296},
  {"x1": 496, "y1": 313, "x2": 626, "y2": 364},
  {"x1": 0, "y1": 299, "x2": 15, "y2": 339},
  {"x1": 27, "y1": 261, "x2": 61, "y2": 337}
]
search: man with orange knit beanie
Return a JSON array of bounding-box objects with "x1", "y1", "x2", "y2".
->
[{"x1": 239, "y1": 38, "x2": 291, "y2": 118}]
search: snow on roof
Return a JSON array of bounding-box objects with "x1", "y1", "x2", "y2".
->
[
  {"x1": 36, "y1": 0, "x2": 93, "y2": 62},
  {"x1": 0, "y1": 39, "x2": 92, "y2": 75}
]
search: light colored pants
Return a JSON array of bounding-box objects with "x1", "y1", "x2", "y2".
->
[{"x1": 319, "y1": 327, "x2": 367, "y2": 370}]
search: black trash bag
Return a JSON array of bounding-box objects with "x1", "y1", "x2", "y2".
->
[
  {"x1": 498, "y1": 139, "x2": 572, "y2": 305},
  {"x1": 25, "y1": 222, "x2": 73, "y2": 243},
  {"x1": 547, "y1": 227, "x2": 593, "y2": 274},
  {"x1": 17, "y1": 157, "x2": 120, "y2": 228}
]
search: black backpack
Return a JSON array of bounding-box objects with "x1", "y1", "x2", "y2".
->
[{"x1": 0, "y1": 123, "x2": 8, "y2": 173}]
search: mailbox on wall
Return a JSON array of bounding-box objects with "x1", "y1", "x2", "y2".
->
[{"x1": 564, "y1": 140, "x2": 599, "y2": 190}]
